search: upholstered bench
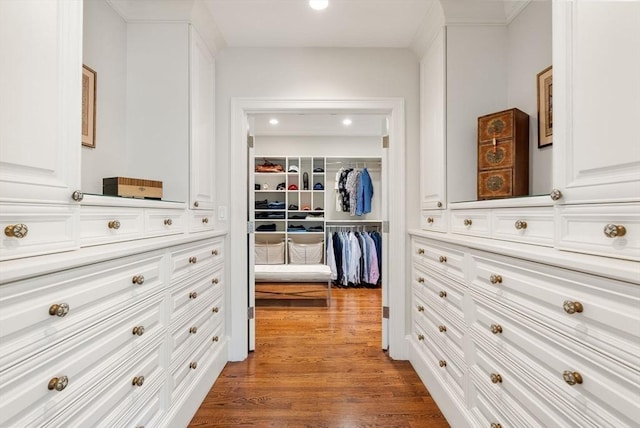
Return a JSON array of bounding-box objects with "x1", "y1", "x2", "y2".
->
[{"x1": 254, "y1": 264, "x2": 332, "y2": 304}]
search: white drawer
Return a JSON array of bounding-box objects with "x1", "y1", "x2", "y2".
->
[
  {"x1": 450, "y1": 209, "x2": 491, "y2": 238},
  {"x1": 557, "y1": 203, "x2": 640, "y2": 261},
  {"x1": 492, "y1": 207, "x2": 554, "y2": 246},
  {"x1": 413, "y1": 262, "x2": 464, "y2": 318},
  {"x1": 469, "y1": 251, "x2": 640, "y2": 370},
  {"x1": 415, "y1": 297, "x2": 464, "y2": 359},
  {"x1": 170, "y1": 238, "x2": 224, "y2": 281},
  {"x1": 168, "y1": 296, "x2": 221, "y2": 364},
  {"x1": 412, "y1": 237, "x2": 466, "y2": 284},
  {"x1": 0, "y1": 296, "x2": 164, "y2": 428},
  {"x1": 168, "y1": 264, "x2": 224, "y2": 322},
  {"x1": 420, "y1": 210, "x2": 447, "y2": 233},
  {"x1": 110, "y1": 380, "x2": 166, "y2": 428},
  {"x1": 0, "y1": 203, "x2": 77, "y2": 260},
  {"x1": 189, "y1": 210, "x2": 215, "y2": 233},
  {"x1": 145, "y1": 208, "x2": 187, "y2": 238},
  {"x1": 0, "y1": 252, "x2": 165, "y2": 368},
  {"x1": 80, "y1": 206, "x2": 144, "y2": 246}
]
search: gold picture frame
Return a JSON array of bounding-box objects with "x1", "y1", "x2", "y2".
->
[
  {"x1": 82, "y1": 64, "x2": 96, "y2": 148},
  {"x1": 537, "y1": 65, "x2": 552, "y2": 148}
]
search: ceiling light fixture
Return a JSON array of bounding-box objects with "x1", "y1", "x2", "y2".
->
[
  {"x1": 342, "y1": 118, "x2": 352, "y2": 126},
  {"x1": 309, "y1": 0, "x2": 328, "y2": 11},
  {"x1": 269, "y1": 118, "x2": 279, "y2": 125}
]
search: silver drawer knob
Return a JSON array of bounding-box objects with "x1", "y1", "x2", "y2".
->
[
  {"x1": 436, "y1": 201, "x2": 442, "y2": 208},
  {"x1": 603, "y1": 224, "x2": 626, "y2": 238},
  {"x1": 132, "y1": 376, "x2": 145, "y2": 387},
  {"x1": 212, "y1": 306, "x2": 220, "y2": 313},
  {"x1": 490, "y1": 373, "x2": 503, "y2": 384},
  {"x1": 490, "y1": 324, "x2": 503, "y2": 335},
  {"x1": 48, "y1": 376, "x2": 69, "y2": 391},
  {"x1": 202, "y1": 217, "x2": 209, "y2": 224},
  {"x1": 49, "y1": 303, "x2": 70, "y2": 317},
  {"x1": 189, "y1": 256, "x2": 198, "y2": 264},
  {"x1": 71, "y1": 190, "x2": 84, "y2": 201},
  {"x1": 193, "y1": 201, "x2": 199, "y2": 208},
  {"x1": 514, "y1": 220, "x2": 528, "y2": 230},
  {"x1": 438, "y1": 256, "x2": 447, "y2": 263},
  {"x1": 212, "y1": 335, "x2": 219, "y2": 342},
  {"x1": 108, "y1": 220, "x2": 121, "y2": 230},
  {"x1": 550, "y1": 189, "x2": 563, "y2": 201},
  {"x1": 164, "y1": 218, "x2": 173, "y2": 226},
  {"x1": 427, "y1": 217, "x2": 434, "y2": 224},
  {"x1": 189, "y1": 291, "x2": 198, "y2": 299},
  {"x1": 562, "y1": 370, "x2": 583, "y2": 385},
  {"x1": 438, "y1": 325, "x2": 447, "y2": 333},
  {"x1": 439, "y1": 291, "x2": 447, "y2": 298},
  {"x1": 132, "y1": 275, "x2": 145, "y2": 285},
  {"x1": 189, "y1": 326, "x2": 198, "y2": 334},
  {"x1": 417, "y1": 248, "x2": 425, "y2": 255},
  {"x1": 418, "y1": 277, "x2": 425, "y2": 284},
  {"x1": 563, "y1": 300, "x2": 583, "y2": 314},
  {"x1": 417, "y1": 305, "x2": 424, "y2": 312},
  {"x1": 439, "y1": 360, "x2": 447, "y2": 367},
  {"x1": 132, "y1": 326, "x2": 145, "y2": 336},
  {"x1": 190, "y1": 361, "x2": 198, "y2": 370},
  {"x1": 463, "y1": 218, "x2": 472, "y2": 226},
  {"x1": 212, "y1": 277, "x2": 219, "y2": 284},
  {"x1": 212, "y1": 249, "x2": 219, "y2": 256},
  {"x1": 489, "y1": 274, "x2": 503, "y2": 285},
  {"x1": 4, "y1": 224, "x2": 28, "y2": 238},
  {"x1": 417, "y1": 334, "x2": 424, "y2": 341}
]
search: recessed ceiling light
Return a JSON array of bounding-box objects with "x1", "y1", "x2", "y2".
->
[
  {"x1": 309, "y1": 0, "x2": 328, "y2": 11},
  {"x1": 342, "y1": 118, "x2": 352, "y2": 126},
  {"x1": 269, "y1": 118, "x2": 279, "y2": 125}
]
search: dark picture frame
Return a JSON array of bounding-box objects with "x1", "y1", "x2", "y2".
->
[{"x1": 537, "y1": 65, "x2": 553, "y2": 148}]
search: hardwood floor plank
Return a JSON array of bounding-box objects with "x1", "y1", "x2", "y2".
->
[{"x1": 189, "y1": 288, "x2": 449, "y2": 427}]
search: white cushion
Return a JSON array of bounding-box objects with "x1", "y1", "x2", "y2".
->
[{"x1": 254, "y1": 264, "x2": 331, "y2": 283}]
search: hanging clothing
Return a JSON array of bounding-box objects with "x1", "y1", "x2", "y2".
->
[
  {"x1": 326, "y1": 229, "x2": 382, "y2": 287},
  {"x1": 345, "y1": 169, "x2": 362, "y2": 216},
  {"x1": 356, "y1": 167, "x2": 373, "y2": 216}
]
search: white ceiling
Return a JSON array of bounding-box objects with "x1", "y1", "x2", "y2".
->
[
  {"x1": 251, "y1": 113, "x2": 387, "y2": 136},
  {"x1": 203, "y1": 0, "x2": 435, "y2": 48}
]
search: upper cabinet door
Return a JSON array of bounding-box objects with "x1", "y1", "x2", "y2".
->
[
  {"x1": 553, "y1": 1, "x2": 640, "y2": 205},
  {"x1": 420, "y1": 27, "x2": 447, "y2": 210},
  {"x1": 189, "y1": 26, "x2": 215, "y2": 211},
  {"x1": 0, "y1": 0, "x2": 82, "y2": 204}
]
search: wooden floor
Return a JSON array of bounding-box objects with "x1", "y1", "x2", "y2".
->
[{"x1": 189, "y1": 287, "x2": 450, "y2": 428}]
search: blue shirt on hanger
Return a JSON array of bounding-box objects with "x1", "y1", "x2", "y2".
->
[{"x1": 356, "y1": 168, "x2": 373, "y2": 216}]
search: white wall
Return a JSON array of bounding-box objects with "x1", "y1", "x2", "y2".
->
[{"x1": 82, "y1": 0, "x2": 128, "y2": 194}]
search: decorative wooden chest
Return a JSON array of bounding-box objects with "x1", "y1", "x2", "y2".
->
[
  {"x1": 103, "y1": 176, "x2": 163, "y2": 199},
  {"x1": 477, "y1": 108, "x2": 529, "y2": 200}
]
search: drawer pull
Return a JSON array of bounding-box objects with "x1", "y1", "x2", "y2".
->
[
  {"x1": 48, "y1": 376, "x2": 69, "y2": 391},
  {"x1": 132, "y1": 326, "x2": 145, "y2": 336},
  {"x1": 108, "y1": 220, "x2": 121, "y2": 230},
  {"x1": 202, "y1": 217, "x2": 209, "y2": 224},
  {"x1": 71, "y1": 190, "x2": 84, "y2": 201},
  {"x1": 132, "y1": 275, "x2": 145, "y2": 285},
  {"x1": 49, "y1": 303, "x2": 70, "y2": 317},
  {"x1": 438, "y1": 325, "x2": 447, "y2": 333},
  {"x1": 489, "y1": 274, "x2": 503, "y2": 285},
  {"x1": 189, "y1": 326, "x2": 198, "y2": 334},
  {"x1": 427, "y1": 217, "x2": 434, "y2": 224},
  {"x1": 491, "y1": 424, "x2": 502, "y2": 428},
  {"x1": 212, "y1": 249, "x2": 219, "y2": 256},
  {"x1": 463, "y1": 218, "x2": 472, "y2": 226},
  {"x1": 417, "y1": 334, "x2": 424, "y2": 341},
  {"x1": 514, "y1": 219, "x2": 528, "y2": 230},
  {"x1": 418, "y1": 277, "x2": 425, "y2": 284},
  {"x1": 563, "y1": 300, "x2": 583, "y2": 314},
  {"x1": 604, "y1": 224, "x2": 626, "y2": 238},
  {"x1": 190, "y1": 361, "x2": 198, "y2": 370},
  {"x1": 417, "y1": 248, "x2": 425, "y2": 255},
  {"x1": 164, "y1": 218, "x2": 173, "y2": 226},
  {"x1": 437, "y1": 201, "x2": 442, "y2": 208},
  {"x1": 550, "y1": 189, "x2": 563, "y2": 201},
  {"x1": 490, "y1": 373, "x2": 502, "y2": 384},
  {"x1": 562, "y1": 370, "x2": 583, "y2": 386},
  {"x1": 212, "y1": 335, "x2": 219, "y2": 342},
  {"x1": 212, "y1": 306, "x2": 219, "y2": 313},
  {"x1": 193, "y1": 201, "x2": 200, "y2": 208},
  {"x1": 189, "y1": 256, "x2": 198, "y2": 264},
  {"x1": 132, "y1": 376, "x2": 145, "y2": 387},
  {"x1": 439, "y1": 291, "x2": 447, "y2": 298},
  {"x1": 439, "y1": 256, "x2": 447, "y2": 263},
  {"x1": 212, "y1": 277, "x2": 219, "y2": 284},
  {"x1": 439, "y1": 360, "x2": 447, "y2": 368},
  {"x1": 417, "y1": 305, "x2": 425, "y2": 312},
  {"x1": 189, "y1": 291, "x2": 198, "y2": 299},
  {"x1": 490, "y1": 324, "x2": 503, "y2": 335},
  {"x1": 4, "y1": 224, "x2": 28, "y2": 238}
]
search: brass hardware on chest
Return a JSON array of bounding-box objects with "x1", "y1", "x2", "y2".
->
[
  {"x1": 202, "y1": 217, "x2": 209, "y2": 224},
  {"x1": 189, "y1": 256, "x2": 197, "y2": 264},
  {"x1": 189, "y1": 291, "x2": 198, "y2": 299},
  {"x1": 132, "y1": 376, "x2": 145, "y2": 387},
  {"x1": 603, "y1": 224, "x2": 626, "y2": 238},
  {"x1": 490, "y1": 324, "x2": 503, "y2": 335},
  {"x1": 212, "y1": 249, "x2": 219, "y2": 256},
  {"x1": 212, "y1": 278, "x2": 219, "y2": 284},
  {"x1": 463, "y1": 218, "x2": 473, "y2": 226},
  {"x1": 418, "y1": 277, "x2": 425, "y2": 284},
  {"x1": 164, "y1": 218, "x2": 173, "y2": 226},
  {"x1": 190, "y1": 361, "x2": 198, "y2": 370},
  {"x1": 439, "y1": 256, "x2": 447, "y2": 263},
  {"x1": 439, "y1": 360, "x2": 447, "y2": 368},
  {"x1": 189, "y1": 326, "x2": 198, "y2": 334},
  {"x1": 193, "y1": 201, "x2": 199, "y2": 208},
  {"x1": 417, "y1": 248, "x2": 425, "y2": 255},
  {"x1": 417, "y1": 334, "x2": 424, "y2": 341},
  {"x1": 490, "y1": 373, "x2": 503, "y2": 384},
  {"x1": 71, "y1": 190, "x2": 84, "y2": 202},
  {"x1": 417, "y1": 305, "x2": 424, "y2": 312},
  {"x1": 563, "y1": 300, "x2": 583, "y2": 314},
  {"x1": 212, "y1": 335, "x2": 219, "y2": 342},
  {"x1": 438, "y1": 325, "x2": 447, "y2": 333},
  {"x1": 439, "y1": 291, "x2": 447, "y2": 298},
  {"x1": 427, "y1": 217, "x2": 434, "y2": 224},
  {"x1": 48, "y1": 376, "x2": 68, "y2": 391},
  {"x1": 514, "y1": 219, "x2": 528, "y2": 230},
  {"x1": 132, "y1": 275, "x2": 145, "y2": 285},
  {"x1": 108, "y1": 220, "x2": 121, "y2": 230},
  {"x1": 489, "y1": 274, "x2": 503, "y2": 285},
  {"x1": 562, "y1": 370, "x2": 583, "y2": 385},
  {"x1": 550, "y1": 189, "x2": 563, "y2": 201},
  {"x1": 212, "y1": 306, "x2": 219, "y2": 313},
  {"x1": 132, "y1": 326, "x2": 145, "y2": 336},
  {"x1": 4, "y1": 224, "x2": 28, "y2": 238},
  {"x1": 49, "y1": 303, "x2": 70, "y2": 317}
]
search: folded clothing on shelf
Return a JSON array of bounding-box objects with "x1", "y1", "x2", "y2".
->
[
  {"x1": 306, "y1": 225, "x2": 324, "y2": 232},
  {"x1": 256, "y1": 224, "x2": 277, "y2": 232},
  {"x1": 255, "y1": 199, "x2": 268, "y2": 209},
  {"x1": 287, "y1": 224, "x2": 306, "y2": 231},
  {"x1": 267, "y1": 201, "x2": 286, "y2": 209}
]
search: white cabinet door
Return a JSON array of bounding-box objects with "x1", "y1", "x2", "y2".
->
[
  {"x1": 189, "y1": 26, "x2": 215, "y2": 211},
  {"x1": 0, "y1": 0, "x2": 82, "y2": 204},
  {"x1": 553, "y1": 1, "x2": 640, "y2": 205},
  {"x1": 420, "y1": 27, "x2": 447, "y2": 210}
]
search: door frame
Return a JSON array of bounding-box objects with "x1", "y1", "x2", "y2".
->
[{"x1": 228, "y1": 98, "x2": 407, "y2": 361}]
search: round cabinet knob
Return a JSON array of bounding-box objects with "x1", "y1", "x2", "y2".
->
[
  {"x1": 4, "y1": 224, "x2": 29, "y2": 238},
  {"x1": 108, "y1": 220, "x2": 121, "y2": 230},
  {"x1": 212, "y1": 278, "x2": 219, "y2": 285},
  {"x1": 490, "y1": 373, "x2": 503, "y2": 384},
  {"x1": 491, "y1": 424, "x2": 503, "y2": 428},
  {"x1": 202, "y1": 217, "x2": 209, "y2": 224},
  {"x1": 463, "y1": 218, "x2": 473, "y2": 226},
  {"x1": 132, "y1": 376, "x2": 145, "y2": 387},
  {"x1": 550, "y1": 189, "x2": 563, "y2": 201},
  {"x1": 427, "y1": 217, "x2": 434, "y2": 224},
  {"x1": 490, "y1": 324, "x2": 503, "y2": 335},
  {"x1": 189, "y1": 326, "x2": 198, "y2": 334},
  {"x1": 164, "y1": 218, "x2": 173, "y2": 226},
  {"x1": 438, "y1": 325, "x2": 447, "y2": 333},
  {"x1": 71, "y1": 190, "x2": 84, "y2": 202},
  {"x1": 132, "y1": 275, "x2": 145, "y2": 285},
  {"x1": 49, "y1": 303, "x2": 70, "y2": 317},
  {"x1": 212, "y1": 335, "x2": 219, "y2": 342},
  {"x1": 48, "y1": 376, "x2": 69, "y2": 391},
  {"x1": 417, "y1": 305, "x2": 425, "y2": 312},
  {"x1": 189, "y1": 291, "x2": 198, "y2": 299},
  {"x1": 603, "y1": 224, "x2": 626, "y2": 238},
  {"x1": 193, "y1": 201, "x2": 199, "y2": 208},
  {"x1": 212, "y1": 306, "x2": 219, "y2": 313},
  {"x1": 212, "y1": 249, "x2": 219, "y2": 256},
  {"x1": 417, "y1": 334, "x2": 424, "y2": 341},
  {"x1": 439, "y1": 360, "x2": 447, "y2": 368},
  {"x1": 437, "y1": 201, "x2": 442, "y2": 208},
  {"x1": 132, "y1": 326, "x2": 145, "y2": 336},
  {"x1": 190, "y1": 361, "x2": 198, "y2": 370},
  {"x1": 189, "y1": 256, "x2": 197, "y2": 264},
  {"x1": 439, "y1": 256, "x2": 447, "y2": 263},
  {"x1": 562, "y1": 370, "x2": 583, "y2": 386},
  {"x1": 417, "y1": 248, "x2": 425, "y2": 255},
  {"x1": 514, "y1": 220, "x2": 528, "y2": 230},
  {"x1": 439, "y1": 291, "x2": 447, "y2": 298},
  {"x1": 418, "y1": 277, "x2": 425, "y2": 284},
  {"x1": 489, "y1": 274, "x2": 503, "y2": 285},
  {"x1": 563, "y1": 300, "x2": 584, "y2": 314}
]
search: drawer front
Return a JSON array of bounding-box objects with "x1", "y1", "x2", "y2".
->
[
  {"x1": 478, "y1": 140, "x2": 514, "y2": 170},
  {"x1": 478, "y1": 169, "x2": 513, "y2": 200},
  {"x1": 450, "y1": 209, "x2": 491, "y2": 237},
  {"x1": 557, "y1": 203, "x2": 640, "y2": 261},
  {"x1": 189, "y1": 210, "x2": 215, "y2": 233},
  {"x1": 110, "y1": 381, "x2": 166, "y2": 428},
  {"x1": 0, "y1": 203, "x2": 77, "y2": 261},
  {"x1": 168, "y1": 264, "x2": 224, "y2": 322},
  {"x1": 145, "y1": 208, "x2": 187, "y2": 238},
  {"x1": 413, "y1": 237, "x2": 466, "y2": 284},
  {"x1": 420, "y1": 210, "x2": 448, "y2": 233},
  {"x1": 168, "y1": 294, "x2": 222, "y2": 363},
  {"x1": 0, "y1": 296, "x2": 164, "y2": 427},
  {"x1": 0, "y1": 252, "x2": 165, "y2": 368},
  {"x1": 171, "y1": 238, "x2": 224, "y2": 281},
  {"x1": 413, "y1": 262, "x2": 464, "y2": 318},
  {"x1": 469, "y1": 251, "x2": 640, "y2": 369},
  {"x1": 492, "y1": 207, "x2": 554, "y2": 246},
  {"x1": 80, "y1": 206, "x2": 144, "y2": 246}
]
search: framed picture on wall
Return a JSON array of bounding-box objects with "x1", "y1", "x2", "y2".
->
[
  {"x1": 82, "y1": 64, "x2": 97, "y2": 148},
  {"x1": 537, "y1": 65, "x2": 552, "y2": 148}
]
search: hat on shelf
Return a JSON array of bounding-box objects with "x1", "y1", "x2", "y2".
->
[
  {"x1": 313, "y1": 167, "x2": 324, "y2": 173},
  {"x1": 288, "y1": 165, "x2": 299, "y2": 173},
  {"x1": 288, "y1": 204, "x2": 299, "y2": 210},
  {"x1": 313, "y1": 182, "x2": 324, "y2": 190},
  {"x1": 301, "y1": 205, "x2": 311, "y2": 211},
  {"x1": 276, "y1": 182, "x2": 286, "y2": 190},
  {"x1": 288, "y1": 184, "x2": 298, "y2": 190}
]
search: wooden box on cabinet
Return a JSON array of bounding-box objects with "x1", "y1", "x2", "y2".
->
[{"x1": 477, "y1": 108, "x2": 529, "y2": 200}]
